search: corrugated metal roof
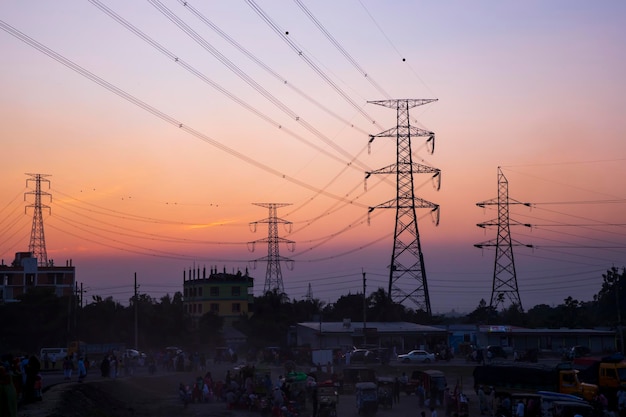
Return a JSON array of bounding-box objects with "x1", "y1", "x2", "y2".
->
[{"x1": 298, "y1": 321, "x2": 446, "y2": 333}]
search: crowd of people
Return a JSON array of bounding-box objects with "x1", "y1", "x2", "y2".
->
[
  {"x1": 0, "y1": 353, "x2": 44, "y2": 417},
  {"x1": 177, "y1": 365, "x2": 317, "y2": 417}
]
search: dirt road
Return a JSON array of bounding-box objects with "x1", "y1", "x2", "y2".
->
[{"x1": 17, "y1": 359, "x2": 482, "y2": 417}]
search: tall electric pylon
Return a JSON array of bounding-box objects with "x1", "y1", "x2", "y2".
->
[
  {"x1": 25, "y1": 173, "x2": 52, "y2": 267},
  {"x1": 366, "y1": 99, "x2": 441, "y2": 315},
  {"x1": 249, "y1": 203, "x2": 295, "y2": 295},
  {"x1": 475, "y1": 167, "x2": 532, "y2": 311}
]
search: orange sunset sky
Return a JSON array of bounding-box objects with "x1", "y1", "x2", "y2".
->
[{"x1": 1, "y1": 1, "x2": 625, "y2": 313}]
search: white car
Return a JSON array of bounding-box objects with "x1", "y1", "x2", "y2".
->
[{"x1": 398, "y1": 349, "x2": 435, "y2": 363}]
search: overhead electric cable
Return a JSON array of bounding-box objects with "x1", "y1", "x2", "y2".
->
[
  {"x1": 88, "y1": 0, "x2": 394, "y2": 239},
  {"x1": 52, "y1": 210, "x2": 247, "y2": 246},
  {"x1": 292, "y1": 0, "x2": 391, "y2": 99},
  {"x1": 147, "y1": 0, "x2": 373, "y2": 171},
  {"x1": 177, "y1": 0, "x2": 375, "y2": 136},
  {"x1": 356, "y1": 0, "x2": 437, "y2": 98},
  {"x1": 245, "y1": 0, "x2": 384, "y2": 129},
  {"x1": 48, "y1": 219, "x2": 250, "y2": 263},
  {"x1": 88, "y1": 0, "x2": 367, "y2": 174},
  {"x1": 0, "y1": 20, "x2": 368, "y2": 208}
]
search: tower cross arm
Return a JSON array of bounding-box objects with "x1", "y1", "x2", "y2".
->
[
  {"x1": 370, "y1": 126, "x2": 434, "y2": 140},
  {"x1": 367, "y1": 98, "x2": 438, "y2": 109},
  {"x1": 477, "y1": 198, "x2": 531, "y2": 207}
]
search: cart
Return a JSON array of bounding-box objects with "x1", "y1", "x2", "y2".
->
[
  {"x1": 317, "y1": 379, "x2": 339, "y2": 417},
  {"x1": 376, "y1": 377, "x2": 394, "y2": 409},
  {"x1": 355, "y1": 382, "x2": 378, "y2": 417},
  {"x1": 286, "y1": 371, "x2": 309, "y2": 411}
]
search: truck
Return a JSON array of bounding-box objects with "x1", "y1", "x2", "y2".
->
[
  {"x1": 473, "y1": 362, "x2": 598, "y2": 401},
  {"x1": 573, "y1": 353, "x2": 626, "y2": 409}
]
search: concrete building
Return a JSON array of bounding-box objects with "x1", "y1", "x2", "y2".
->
[
  {"x1": 0, "y1": 251, "x2": 75, "y2": 302},
  {"x1": 182, "y1": 266, "x2": 254, "y2": 325}
]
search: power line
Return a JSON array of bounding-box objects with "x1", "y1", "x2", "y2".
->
[
  {"x1": 0, "y1": 19, "x2": 369, "y2": 209},
  {"x1": 245, "y1": 0, "x2": 383, "y2": 129},
  {"x1": 292, "y1": 0, "x2": 391, "y2": 99}
]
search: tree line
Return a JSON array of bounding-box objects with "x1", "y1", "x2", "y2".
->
[{"x1": 1, "y1": 266, "x2": 623, "y2": 355}]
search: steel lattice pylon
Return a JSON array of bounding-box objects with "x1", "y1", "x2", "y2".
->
[
  {"x1": 25, "y1": 173, "x2": 51, "y2": 267},
  {"x1": 366, "y1": 99, "x2": 440, "y2": 315},
  {"x1": 249, "y1": 203, "x2": 294, "y2": 295},
  {"x1": 476, "y1": 167, "x2": 532, "y2": 311}
]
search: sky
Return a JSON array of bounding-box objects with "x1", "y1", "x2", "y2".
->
[{"x1": 1, "y1": 1, "x2": 625, "y2": 315}]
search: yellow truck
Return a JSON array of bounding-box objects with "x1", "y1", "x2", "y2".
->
[
  {"x1": 574, "y1": 354, "x2": 626, "y2": 409},
  {"x1": 473, "y1": 362, "x2": 598, "y2": 401}
]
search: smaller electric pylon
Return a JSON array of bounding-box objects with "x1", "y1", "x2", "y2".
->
[
  {"x1": 25, "y1": 173, "x2": 51, "y2": 267},
  {"x1": 249, "y1": 203, "x2": 295, "y2": 295},
  {"x1": 475, "y1": 167, "x2": 532, "y2": 311}
]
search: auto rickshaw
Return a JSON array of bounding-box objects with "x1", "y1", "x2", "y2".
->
[
  {"x1": 317, "y1": 379, "x2": 339, "y2": 417},
  {"x1": 355, "y1": 381, "x2": 378, "y2": 416},
  {"x1": 376, "y1": 377, "x2": 394, "y2": 409}
]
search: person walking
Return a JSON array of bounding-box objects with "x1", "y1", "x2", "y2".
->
[
  {"x1": 62, "y1": 356, "x2": 73, "y2": 381},
  {"x1": 516, "y1": 399, "x2": 525, "y2": 417},
  {"x1": 478, "y1": 385, "x2": 487, "y2": 415},
  {"x1": 77, "y1": 357, "x2": 87, "y2": 383},
  {"x1": 0, "y1": 365, "x2": 18, "y2": 417},
  {"x1": 393, "y1": 377, "x2": 401, "y2": 404}
]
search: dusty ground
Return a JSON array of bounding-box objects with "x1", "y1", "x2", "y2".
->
[
  {"x1": 16, "y1": 361, "x2": 483, "y2": 417},
  {"x1": 17, "y1": 373, "x2": 234, "y2": 417}
]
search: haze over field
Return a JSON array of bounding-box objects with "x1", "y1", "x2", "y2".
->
[{"x1": 1, "y1": 1, "x2": 625, "y2": 313}]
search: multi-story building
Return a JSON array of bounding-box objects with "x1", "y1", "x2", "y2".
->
[
  {"x1": 183, "y1": 266, "x2": 254, "y2": 325},
  {"x1": 0, "y1": 251, "x2": 76, "y2": 302}
]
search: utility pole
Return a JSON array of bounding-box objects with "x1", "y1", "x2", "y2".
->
[
  {"x1": 25, "y1": 173, "x2": 51, "y2": 266},
  {"x1": 366, "y1": 99, "x2": 440, "y2": 316},
  {"x1": 249, "y1": 203, "x2": 295, "y2": 295},
  {"x1": 363, "y1": 270, "x2": 367, "y2": 346},
  {"x1": 475, "y1": 167, "x2": 532, "y2": 312},
  {"x1": 73, "y1": 282, "x2": 79, "y2": 339},
  {"x1": 134, "y1": 272, "x2": 139, "y2": 350}
]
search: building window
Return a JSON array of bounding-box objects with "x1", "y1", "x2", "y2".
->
[
  {"x1": 198, "y1": 287, "x2": 203, "y2": 296},
  {"x1": 192, "y1": 304, "x2": 197, "y2": 314},
  {"x1": 232, "y1": 303, "x2": 241, "y2": 313},
  {"x1": 198, "y1": 304, "x2": 203, "y2": 314},
  {"x1": 184, "y1": 288, "x2": 188, "y2": 297},
  {"x1": 210, "y1": 303, "x2": 219, "y2": 313},
  {"x1": 231, "y1": 286, "x2": 241, "y2": 297},
  {"x1": 210, "y1": 287, "x2": 219, "y2": 297}
]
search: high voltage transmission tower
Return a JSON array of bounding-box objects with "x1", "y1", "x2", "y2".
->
[
  {"x1": 249, "y1": 203, "x2": 294, "y2": 295},
  {"x1": 366, "y1": 99, "x2": 441, "y2": 316},
  {"x1": 475, "y1": 167, "x2": 533, "y2": 311},
  {"x1": 25, "y1": 173, "x2": 51, "y2": 267}
]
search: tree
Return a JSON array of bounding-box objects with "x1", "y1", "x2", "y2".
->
[
  {"x1": 367, "y1": 287, "x2": 405, "y2": 322},
  {"x1": 596, "y1": 267, "x2": 626, "y2": 326},
  {"x1": 465, "y1": 299, "x2": 498, "y2": 324},
  {"x1": 324, "y1": 293, "x2": 364, "y2": 321}
]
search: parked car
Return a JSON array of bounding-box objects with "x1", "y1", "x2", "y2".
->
[
  {"x1": 350, "y1": 349, "x2": 379, "y2": 364},
  {"x1": 397, "y1": 350, "x2": 435, "y2": 363}
]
